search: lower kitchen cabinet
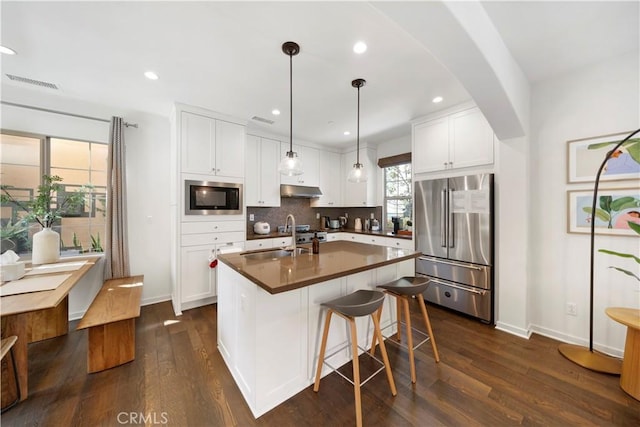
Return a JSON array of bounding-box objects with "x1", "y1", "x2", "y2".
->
[{"x1": 180, "y1": 241, "x2": 244, "y2": 306}]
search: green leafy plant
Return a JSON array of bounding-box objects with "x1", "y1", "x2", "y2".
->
[
  {"x1": 1, "y1": 175, "x2": 89, "y2": 228},
  {"x1": 0, "y1": 218, "x2": 29, "y2": 252},
  {"x1": 599, "y1": 221, "x2": 640, "y2": 281},
  {"x1": 90, "y1": 233, "x2": 103, "y2": 252}
]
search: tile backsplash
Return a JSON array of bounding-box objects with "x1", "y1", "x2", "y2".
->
[{"x1": 246, "y1": 198, "x2": 382, "y2": 235}]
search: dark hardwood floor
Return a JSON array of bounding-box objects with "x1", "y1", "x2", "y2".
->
[{"x1": 2, "y1": 299, "x2": 639, "y2": 426}]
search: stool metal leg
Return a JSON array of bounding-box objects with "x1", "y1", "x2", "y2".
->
[
  {"x1": 313, "y1": 309, "x2": 334, "y2": 392},
  {"x1": 418, "y1": 296, "x2": 440, "y2": 362},
  {"x1": 348, "y1": 317, "x2": 363, "y2": 427},
  {"x1": 371, "y1": 311, "x2": 397, "y2": 397}
]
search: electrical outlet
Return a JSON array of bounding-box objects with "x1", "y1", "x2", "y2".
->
[
  {"x1": 316, "y1": 213, "x2": 320, "y2": 219},
  {"x1": 249, "y1": 214, "x2": 254, "y2": 221},
  {"x1": 566, "y1": 302, "x2": 577, "y2": 316},
  {"x1": 370, "y1": 212, "x2": 374, "y2": 219}
]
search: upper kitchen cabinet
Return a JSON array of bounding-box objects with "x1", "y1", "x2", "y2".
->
[
  {"x1": 181, "y1": 111, "x2": 245, "y2": 178},
  {"x1": 311, "y1": 150, "x2": 342, "y2": 207},
  {"x1": 280, "y1": 143, "x2": 319, "y2": 187},
  {"x1": 343, "y1": 146, "x2": 377, "y2": 207},
  {"x1": 413, "y1": 106, "x2": 494, "y2": 174},
  {"x1": 245, "y1": 135, "x2": 280, "y2": 207}
]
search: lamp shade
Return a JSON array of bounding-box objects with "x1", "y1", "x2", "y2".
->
[
  {"x1": 278, "y1": 151, "x2": 303, "y2": 176},
  {"x1": 347, "y1": 163, "x2": 366, "y2": 182}
]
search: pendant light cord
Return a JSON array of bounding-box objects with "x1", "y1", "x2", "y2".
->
[
  {"x1": 289, "y1": 49, "x2": 293, "y2": 154},
  {"x1": 356, "y1": 84, "x2": 360, "y2": 165}
]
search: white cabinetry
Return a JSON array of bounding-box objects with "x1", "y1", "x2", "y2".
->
[
  {"x1": 280, "y1": 144, "x2": 320, "y2": 187},
  {"x1": 413, "y1": 106, "x2": 494, "y2": 173},
  {"x1": 245, "y1": 236, "x2": 293, "y2": 251},
  {"x1": 343, "y1": 147, "x2": 377, "y2": 207},
  {"x1": 181, "y1": 111, "x2": 245, "y2": 177},
  {"x1": 311, "y1": 150, "x2": 342, "y2": 207},
  {"x1": 179, "y1": 221, "x2": 244, "y2": 310},
  {"x1": 171, "y1": 104, "x2": 247, "y2": 316},
  {"x1": 246, "y1": 135, "x2": 280, "y2": 207},
  {"x1": 342, "y1": 233, "x2": 413, "y2": 250}
]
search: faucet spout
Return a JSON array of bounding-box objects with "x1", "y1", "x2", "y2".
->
[{"x1": 285, "y1": 214, "x2": 297, "y2": 256}]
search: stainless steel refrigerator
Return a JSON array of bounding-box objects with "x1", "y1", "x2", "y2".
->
[{"x1": 414, "y1": 174, "x2": 494, "y2": 323}]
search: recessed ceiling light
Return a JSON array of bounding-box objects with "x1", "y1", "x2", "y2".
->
[
  {"x1": 144, "y1": 71, "x2": 159, "y2": 80},
  {"x1": 344, "y1": 131, "x2": 351, "y2": 136},
  {"x1": 271, "y1": 109, "x2": 280, "y2": 116},
  {"x1": 353, "y1": 41, "x2": 367, "y2": 54},
  {"x1": 0, "y1": 45, "x2": 17, "y2": 55},
  {"x1": 432, "y1": 96, "x2": 443, "y2": 103}
]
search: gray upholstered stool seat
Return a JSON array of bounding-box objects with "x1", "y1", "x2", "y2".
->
[
  {"x1": 378, "y1": 276, "x2": 430, "y2": 296},
  {"x1": 314, "y1": 289, "x2": 396, "y2": 427},
  {"x1": 371, "y1": 276, "x2": 440, "y2": 384},
  {"x1": 322, "y1": 289, "x2": 385, "y2": 317}
]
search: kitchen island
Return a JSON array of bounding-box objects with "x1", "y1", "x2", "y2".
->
[{"x1": 216, "y1": 241, "x2": 420, "y2": 418}]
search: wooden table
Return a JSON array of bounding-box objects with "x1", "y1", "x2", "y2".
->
[
  {"x1": 0, "y1": 260, "x2": 96, "y2": 401},
  {"x1": 606, "y1": 307, "x2": 640, "y2": 401}
]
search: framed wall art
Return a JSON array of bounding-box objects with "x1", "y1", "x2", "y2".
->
[
  {"x1": 567, "y1": 131, "x2": 640, "y2": 183},
  {"x1": 567, "y1": 187, "x2": 640, "y2": 236}
]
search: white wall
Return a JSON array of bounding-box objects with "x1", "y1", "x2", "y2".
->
[
  {"x1": 1, "y1": 85, "x2": 173, "y2": 314},
  {"x1": 528, "y1": 50, "x2": 640, "y2": 356}
]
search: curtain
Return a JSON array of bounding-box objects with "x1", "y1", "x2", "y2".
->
[{"x1": 104, "y1": 116, "x2": 130, "y2": 280}]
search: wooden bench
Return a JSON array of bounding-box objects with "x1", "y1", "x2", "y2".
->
[{"x1": 76, "y1": 275, "x2": 143, "y2": 373}]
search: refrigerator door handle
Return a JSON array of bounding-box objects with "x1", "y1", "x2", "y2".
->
[
  {"x1": 448, "y1": 189, "x2": 454, "y2": 248},
  {"x1": 417, "y1": 274, "x2": 487, "y2": 295},
  {"x1": 440, "y1": 189, "x2": 447, "y2": 247},
  {"x1": 418, "y1": 256, "x2": 485, "y2": 271}
]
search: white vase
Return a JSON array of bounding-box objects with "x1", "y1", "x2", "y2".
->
[{"x1": 32, "y1": 227, "x2": 60, "y2": 265}]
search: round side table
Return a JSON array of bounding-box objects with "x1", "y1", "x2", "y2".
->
[{"x1": 606, "y1": 307, "x2": 640, "y2": 401}]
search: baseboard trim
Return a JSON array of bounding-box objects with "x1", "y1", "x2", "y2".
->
[
  {"x1": 529, "y1": 324, "x2": 623, "y2": 358},
  {"x1": 495, "y1": 321, "x2": 531, "y2": 339}
]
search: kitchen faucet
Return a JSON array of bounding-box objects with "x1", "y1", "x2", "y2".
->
[{"x1": 284, "y1": 214, "x2": 298, "y2": 256}]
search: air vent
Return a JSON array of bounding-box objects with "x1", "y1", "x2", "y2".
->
[
  {"x1": 251, "y1": 116, "x2": 274, "y2": 125},
  {"x1": 6, "y1": 74, "x2": 59, "y2": 90}
]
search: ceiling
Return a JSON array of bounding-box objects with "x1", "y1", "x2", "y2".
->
[{"x1": 1, "y1": 1, "x2": 637, "y2": 148}]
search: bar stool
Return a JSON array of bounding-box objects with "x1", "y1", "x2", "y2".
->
[
  {"x1": 370, "y1": 276, "x2": 440, "y2": 384},
  {"x1": 313, "y1": 290, "x2": 397, "y2": 427},
  {"x1": 1, "y1": 336, "x2": 20, "y2": 413}
]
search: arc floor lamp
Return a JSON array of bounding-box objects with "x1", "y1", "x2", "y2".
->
[{"x1": 558, "y1": 127, "x2": 640, "y2": 373}]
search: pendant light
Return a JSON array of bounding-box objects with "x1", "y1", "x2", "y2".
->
[
  {"x1": 347, "y1": 78, "x2": 367, "y2": 182},
  {"x1": 278, "y1": 41, "x2": 303, "y2": 176}
]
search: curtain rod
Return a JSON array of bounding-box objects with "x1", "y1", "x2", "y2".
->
[{"x1": 1, "y1": 101, "x2": 138, "y2": 128}]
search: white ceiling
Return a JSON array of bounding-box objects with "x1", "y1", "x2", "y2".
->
[{"x1": 1, "y1": 1, "x2": 637, "y2": 148}]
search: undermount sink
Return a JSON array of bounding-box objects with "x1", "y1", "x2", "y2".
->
[{"x1": 243, "y1": 248, "x2": 309, "y2": 260}]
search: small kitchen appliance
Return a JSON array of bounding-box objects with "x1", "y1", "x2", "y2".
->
[
  {"x1": 253, "y1": 222, "x2": 270, "y2": 235},
  {"x1": 354, "y1": 218, "x2": 362, "y2": 230}
]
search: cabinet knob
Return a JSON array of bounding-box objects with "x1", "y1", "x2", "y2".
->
[
  {"x1": 448, "y1": 161, "x2": 453, "y2": 165},
  {"x1": 214, "y1": 237, "x2": 218, "y2": 240}
]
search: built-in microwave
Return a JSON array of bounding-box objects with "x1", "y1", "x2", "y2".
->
[{"x1": 184, "y1": 180, "x2": 243, "y2": 215}]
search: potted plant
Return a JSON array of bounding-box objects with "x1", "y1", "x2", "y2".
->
[{"x1": 1, "y1": 175, "x2": 89, "y2": 263}]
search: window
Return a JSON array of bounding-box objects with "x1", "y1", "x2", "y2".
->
[
  {"x1": 384, "y1": 163, "x2": 412, "y2": 231},
  {"x1": 0, "y1": 131, "x2": 107, "y2": 256}
]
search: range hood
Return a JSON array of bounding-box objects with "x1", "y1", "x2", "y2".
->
[{"x1": 280, "y1": 184, "x2": 323, "y2": 198}]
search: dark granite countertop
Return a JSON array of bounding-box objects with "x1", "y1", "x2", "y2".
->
[{"x1": 218, "y1": 241, "x2": 420, "y2": 294}]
